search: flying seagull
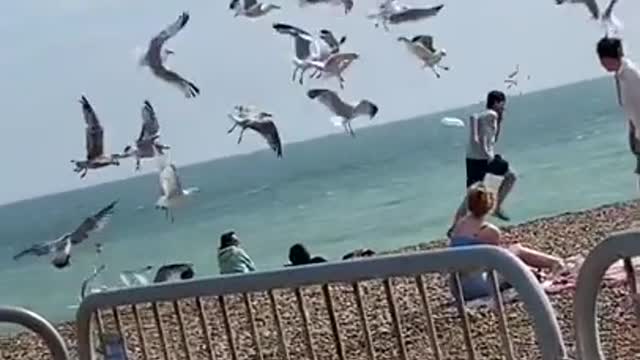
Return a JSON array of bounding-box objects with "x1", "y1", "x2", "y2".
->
[
  {"x1": 555, "y1": 0, "x2": 599, "y2": 19},
  {"x1": 368, "y1": 1, "x2": 444, "y2": 31},
  {"x1": 121, "y1": 100, "x2": 171, "y2": 171},
  {"x1": 230, "y1": 0, "x2": 281, "y2": 18},
  {"x1": 299, "y1": 0, "x2": 354, "y2": 14},
  {"x1": 120, "y1": 265, "x2": 154, "y2": 287},
  {"x1": 272, "y1": 23, "x2": 348, "y2": 85},
  {"x1": 153, "y1": 263, "x2": 195, "y2": 283},
  {"x1": 139, "y1": 12, "x2": 200, "y2": 98},
  {"x1": 306, "y1": 52, "x2": 359, "y2": 89},
  {"x1": 13, "y1": 201, "x2": 118, "y2": 269},
  {"x1": 307, "y1": 88, "x2": 379, "y2": 137},
  {"x1": 80, "y1": 264, "x2": 107, "y2": 299},
  {"x1": 397, "y1": 35, "x2": 449, "y2": 78},
  {"x1": 156, "y1": 161, "x2": 199, "y2": 223},
  {"x1": 601, "y1": 0, "x2": 622, "y2": 35},
  {"x1": 71, "y1": 96, "x2": 121, "y2": 178},
  {"x1": 504, "y1": 78, "x2": 518, "y2": 89},
  {"x1": 507, "y1": 64, "x2": 519, "y2": 79},
  {"x1": 227, "y1": 110, "x2": 283, "y2": 157}
]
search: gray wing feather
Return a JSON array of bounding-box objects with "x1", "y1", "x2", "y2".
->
[
  {"x1": 139, "y1": 100, "x2": 161, "y2": 142},
  {"x1": 307, "y1": 89, "x2": 351, "y2": 117},
  {"x1": 389, "y1": 4, "x2": 444, "y2": 23},
  {"x1": 80, "y1": 96, "x2": 104, "y2": 161},
  {"x1": 249, "y1": 121, "x2": 283, "y2": 157},
  {"x1": 69, "y1": 200, "x2": 118, "y2": 245},
  {"x1": 585, "y1": 0, "x2": 600, "y2": 19},
  {"x1": 243, "y1": 0, "x2": 258, "y2": 9},
  {"x1": 148, "y1": 12, "x2": 190, "y2": 56},
  {"x1": 412, "y1": 35, "x2": 435, "y2": 52}
]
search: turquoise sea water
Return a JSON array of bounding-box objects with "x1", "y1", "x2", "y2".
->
[{"x1": 0, "y1": 77, "x2": 636, "y2": 326}]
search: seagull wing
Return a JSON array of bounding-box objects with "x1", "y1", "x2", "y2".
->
[
  {"x1": 273, "y1": 23, "x2": 315, "y2": 59},
  {"x1": 148, "y1": 12, "x2": 190, "y2": 60},
  {"x1": 411, "y1": 35, "x2": 436, "y2": 52},
  {"x1": 80, "y1": 264, "x2": 106, "y2": 299},
  {"x1": 341, "y1": 0, "x2": 354, "y2": 13},
  {"x1": 389, "y1": 4, "x2": 444, "y2": 23},
  {"x1": 12, "y1": 235, "x2": 68, "y2": 260},
  {"x1": 69, "y1": 200, "x2": 118, "y2": 245},
  {"x1": 307, "y1": 89, "x2": 352, "y2": 118},
  {"x1": 160, "y1": 163, "x2": 184, "y2": 197},
  {"x1": 138, "y1": 100, "x2": 161, "y2": 142},
  {"x1": 243, "y1": 0, "x2": 258, "y2": 10},
  {"x1": 354, "y1": 100, "x2": 380, "y2": 119},
  {"x1": 80, "y1": 96, "x2": 104, "y2": 161},
  {"x1": 249, "y1": 120, "x2": 283, "y2": 157},
  {"x1": 229, "y1": 0, "x2": 240, "y2": 9},
  {"x1": 584, "y1": 0, "x2": 600, "y2": 19}
]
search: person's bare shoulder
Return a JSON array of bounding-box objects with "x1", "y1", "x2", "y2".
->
[{"x1": 479, "y1": 223, "x2": 501, "y2": 245}]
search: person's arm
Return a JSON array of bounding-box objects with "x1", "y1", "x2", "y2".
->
[
  {"x1": 470, "y1": 115, "x2": 480, "y2": 143},
  {"x1": 629, "y1": 120, "x2": 638, "y2": 155},
  {"x1": 238, "y1": 249, "x2": 256, "y2": 271}
]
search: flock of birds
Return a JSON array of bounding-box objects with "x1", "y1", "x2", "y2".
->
[{"x1": 8, "y1": 0, "x2": 627, "y2": 300}]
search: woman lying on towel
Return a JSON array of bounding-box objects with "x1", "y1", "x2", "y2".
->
[{"x1": 448, "y1": 182, "x2": 566, "y2": 301}]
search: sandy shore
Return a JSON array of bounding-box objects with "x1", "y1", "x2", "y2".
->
[{"x1": 2, "y1": 200, "x2": 640, "y2": 360}]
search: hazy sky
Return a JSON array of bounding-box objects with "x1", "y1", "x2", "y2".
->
[{"x1": 1, "y1": 0, "x2": 639, "y2": 204}]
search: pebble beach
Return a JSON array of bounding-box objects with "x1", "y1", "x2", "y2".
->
[{"x1": 2, "y1": 200, "x2": 640, "y2": 360}]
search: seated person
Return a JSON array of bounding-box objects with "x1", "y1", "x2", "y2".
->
[
  {"x1": 448, "y1": 183, "x2": 564, "y2": 301},
  {"x1": 342, "y1": 248, "x2": 376, "y2": 260},
  {"x1": 218, "y1": 231, "x2": 256, "y2": 274},
  {"x1": 286, "y1": 243, "x2": 327, "y2": 266}
]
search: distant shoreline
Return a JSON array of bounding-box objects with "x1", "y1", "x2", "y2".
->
[{"x1": 2, "y1": 198, "x2": 638, "y2": 359}]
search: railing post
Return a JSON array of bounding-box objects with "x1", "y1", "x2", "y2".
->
[{"x1": 0, "y1": 306, "x2": 69, "y2": 360}]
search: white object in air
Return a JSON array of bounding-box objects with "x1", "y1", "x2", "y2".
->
[{"x1": 440, "y1": 117, "x2": 464, "y2": 127}]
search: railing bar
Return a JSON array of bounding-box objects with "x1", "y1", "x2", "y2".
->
[
  {"x1": 95, "y1": 310, "x2": 105, "y2": 338},
  {"x1": 268, "y1": 290, "x2": 290, "y2": 360},
  {"x1": 244, "y1": 293, "x2": 265, "y2": 360},
  {"x1": 112, "y1": 307, "x2": 129, "y2": 359},
  {"x1": 353, "y1": 282, "x2": 376, "y2": 360},
  {"x1": 452, "y1": 272, "x2": 477, "y2": 360},
  {"x1": 323, "y1": 284, "x2": 346, "y2": 360},
  {"x1": 152, "y1": 302, "x2": 171, "y2": 360},
  {"x1": 196, "y1": 297, "x2": 217, "y2": 360},
  {"x1": 384, "y1": 278, "x2": 408, "y2": 360},
  {"x1": 174, "y1": 300, "x2": 194, "y2": 360},
  {"x1": 132, "y1": 304, "x2": 149, "y2": 360},
  {"x1": 623, "y1": 257, "x2": 640, "y2": 341},
  {"x1": 220, "y1": 296, "x2": 239, "y2": 360},
  {"x1": 488, "y1": 270, "x2": 516, "y2": 360},
  {"x1": 295, "y1": 287, "x2": 317, "y2": 360},
  {"x1": 416, "y1": 275, "x2": 443, "y2": 360}
]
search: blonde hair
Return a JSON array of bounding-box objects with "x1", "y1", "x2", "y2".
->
[{"x1": 466, "y1": 182, "x2": 495, "y2": 218}]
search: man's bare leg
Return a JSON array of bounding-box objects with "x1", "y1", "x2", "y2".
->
[
  {"x1": 493, "y1": 171, "x2": 516, "y2": 221},
  {"x1": 508, "y1": 244, "x2": 563, "y2": 270}
]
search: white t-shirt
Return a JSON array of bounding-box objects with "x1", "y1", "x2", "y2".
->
[{"x1": 617, "y1": 58, "x2": 640, "y2": 139}]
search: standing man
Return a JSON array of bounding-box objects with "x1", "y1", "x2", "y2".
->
[
  {"x1": 450, "y1": 90, "x2": 517, "y2": 229},
  {"x1": 596, "y1": 37, "x2": 640, "y2": 186}
]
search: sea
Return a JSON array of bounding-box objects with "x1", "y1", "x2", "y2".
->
[{"x1": 0, "y1": 76, "x2": 636, "y2": 328}]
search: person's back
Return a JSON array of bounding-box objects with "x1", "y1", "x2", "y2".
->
[
  {"x1": 466, "y1": 109, "x2": 498, "y2": 161},
  {"x1": 218, "y1": 231, "x2": 256, "y2": 275}
]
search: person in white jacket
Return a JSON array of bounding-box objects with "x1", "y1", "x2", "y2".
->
[{"x1": 218, "y1": 231, "x2": 256, "y2": 275}]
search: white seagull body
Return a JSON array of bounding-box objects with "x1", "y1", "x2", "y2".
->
[
  {"x1": 273, "y1": 23, "x2": 348, "y2": 85},
  {"x1": 307, "y1": 52, "x2": 359, "y2": 89},
  {"x1": 555, "y1": 0, "x2": 599, "y2": 19},
  {"x1": 307, "y1": 88, "x2": 379, "y2": 137},
  {"x1": 227, "y1": 110, "x2": 283, "y2": 157},
  {"x1": 230, "y1": 0, "x2": 281, "y2": 18},
  {"x1": 397, "y1": 35, "x2": 449, "y2": 78},
  {"x1": 299, "y1": 0, "x2": 354, "y2": 14},
  {"x1": 13, "y1": 201, "x2": 118, "y2": 269},
  {"x1": 156, "y1": 162, "x2": 199, "y2": 223},
  {"x1": 71, "y1": 96, "x2": 121, "y2": 178},
  {"x1": 140, "y1": 12, "x2": 200, "y2": 98},
  {"x1": 368, "y1": 0, "x2": 444, "y2": 31},
  {"x1": 121, "y1": 100, "x2": 170, "y2": 171}
]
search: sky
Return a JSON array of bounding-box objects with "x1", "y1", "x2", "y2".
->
[{"x1": 1, "y1": 0, "x2": 639, "y2": 205}]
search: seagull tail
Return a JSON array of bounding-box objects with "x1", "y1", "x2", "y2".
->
[
  {"x1": 183, "y1": 187, "x2": 200, "y2": 196},
  {"x1": 330, "y1": 116, "x2": 344, "y2": 127}
]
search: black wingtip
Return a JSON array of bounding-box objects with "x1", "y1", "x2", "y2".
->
[{"x1": 306, "y1": 89, "x2": 325, "y2": 99}]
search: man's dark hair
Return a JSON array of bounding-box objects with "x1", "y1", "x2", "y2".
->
[
  {"x1": 486, "y1": 90, "x2": 506, "y2": 109},
  {"x1": 597, "y1": 36, "x2": 623, "y2": 59}
]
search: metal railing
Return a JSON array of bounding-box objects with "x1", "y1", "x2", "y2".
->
[
  {"x1": 77, "y1": 245, "x2": 568, "y2": 360},
  {"x1": 574, "y1": 229, "x2": 640, "y2": 360},
  {"x1": 0, "y1": 305, "x2": 69, "y2": 360}
]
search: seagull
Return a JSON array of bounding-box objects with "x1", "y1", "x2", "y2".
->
[
  {"x1": 120, "y1": 265, "x2": 154, "y2": 287},
  {"x1": 307, "y1": 88, "x2": 379, "y2": 137},
  {"x1": 139, "y1": 12, "x2": 200, "y2": 98},
  {"x1": 601, "y1": 0, "x2": 622, "y2": 35},
  {"x1": 13, "y1": 201, "x2": 118, "y2": 268},
  {"x1": 299, "y1": 0, "x2": 354, "y2": 14},
  {"x1": 368, "y1": 1, "x2": 444, "y2": 31},
  {"x1": 397, "y1": 35, "x2": 449, "y2": 78},
  {"x1": 71, "y1": 96, "x2": 121, "y2": 178},
  {"x1": 153, "y1": 263, "x2": 195, "y2": 283},
  {"x1": 306, "y1": 52, "x2": 359, "y2": 89},
  {"x1": 507, "y1": 64, "x2": 519, "y2": 79},
  {"x1": 227, "y1": 111, "x2": 283, "y2": 157},
  {"x1": 555, "y1": 0, "x2": 599, "y2": 19},
  {"x1": 156, "y1": 161, "x2": 199, "y2": 223},
  {"x1": 504, "y1": 78, "x2": 518, "y2": 89},
  {"x1": 121, "y1": 100, "x2": 171, "y2": 171},
  {"x1": 230, "y1": 0, "x2": 281, "y2": 18},
  {"x1": 80, "y1": 264, "x2": 107, "y2": 299},
  {"x1": 272, "y1": 23, "x2": 347, "y2": 85}
]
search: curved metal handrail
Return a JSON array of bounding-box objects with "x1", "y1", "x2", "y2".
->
[
  {"x1": 77, "y1": 245, "x2": 567, "y2": 360},
  {"x1": 574, "y1": 229, "x2": 640, "y2": 360},
  {"x1": 0, "y1": 305, "x2": 69, "y2": 360}
]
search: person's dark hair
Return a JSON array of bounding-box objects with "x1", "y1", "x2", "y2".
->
[
  {"x1": 486, "y1": 90, "x2": 506, "y2": 110},
  {"x1": 181, "y1": 267, "x2": 195, "y2": 279},
  {"x1": 289, "y1": 243, "x2": 311, "y2": 265},
  {"x1": 597, "y1": 36, "x2": 623, "y2": 59},
  {"x1": 219, "y1": 231, "x2": 239, "y2": 249}
]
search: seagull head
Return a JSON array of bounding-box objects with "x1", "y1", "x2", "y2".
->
[
  {"x1": 52, "y1": 254, "x2": 71, "y2": 269},
  {"x1": 440, "y1": 48, "x2": 448, "y2": 56},
  {"x1": 397, "y1": 36, "x2": 410, "y2": 43}
]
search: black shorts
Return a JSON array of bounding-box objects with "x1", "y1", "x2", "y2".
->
[{"x1": 465, "y1": 155, "x2": 510, "y2": 187}]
